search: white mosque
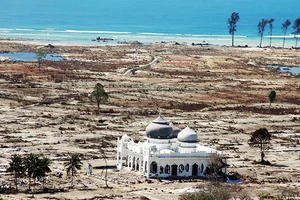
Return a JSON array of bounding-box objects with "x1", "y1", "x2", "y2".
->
[{"x1": 116, "y1": 116, "x2": 227, "y2": 179}]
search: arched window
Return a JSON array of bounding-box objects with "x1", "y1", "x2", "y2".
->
[
  {"x1": 171, "y1": 164, "x2": 178, "y2": 176},
  {"x1": 122, "y1": 157, "x2": 127, "y2": 166},
  {"x1": 165, "y1": 165, "x2": 170, "y2": 174},
  {"x1": 150, "y1": 161, "x2": 158, "y2": 173},
  {"x1": 179, "y1": 164, "x2": 184, "y2": 174},
  {"x1": 132, "y1": 157, "x2": 136, "y2": 169},
  {"x1": 185, "y1": 164, "x2": 189, "y2": 172},
  {"x1": 159, "y1": 166, "x2": 164, "y2": 174},
  {"x1": 136, "y1": 158, "x2": 140, "y2": 171},
  {"x1": 192, "y1": 163, "x2": 198, "y2": 176},
  {"x1": 201, "y1": 164, "x2": 204, "y2": 173}
]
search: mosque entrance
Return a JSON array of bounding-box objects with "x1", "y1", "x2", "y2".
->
[
  {"x1": 192, "y1": 163, "x2": 198, "y2": 176},
  {"x1": 171, "y1": 164, "x2": 178, "y2": 176},
  {"x1": 150, "y1": 161, "x2": 158, "y2": 174}
]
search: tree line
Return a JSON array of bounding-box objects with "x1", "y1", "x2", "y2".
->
[
  {"x1": 227, "y1": 12, "x2": 300, "y2": 48},
  {"x1": 6, "y1": 153, "x2": 82, "y2": 193}
]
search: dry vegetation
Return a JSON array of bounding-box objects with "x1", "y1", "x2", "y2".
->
[{"x1": 0, "y1": 42, "x2": 300, "y2": 199}]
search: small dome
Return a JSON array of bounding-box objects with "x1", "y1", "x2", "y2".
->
[
  {"x1": 121, "y1": 134, "x2": 131, "y2": 141},
  {"x1": 177, "y1": 126, "x2": 198, "y2": 142},
  {"x1": 146, "y1": 116, "x2": 173, "y2": 139}
]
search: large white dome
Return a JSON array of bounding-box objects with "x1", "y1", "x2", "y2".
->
[
  {"x1": 145, "y1": 116, "x2": 173, "y2": 139},
  {"x1": 177, "y1": 126, "x2": 198, "y2": 142}
]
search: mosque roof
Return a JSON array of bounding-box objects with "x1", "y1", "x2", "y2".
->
[
  {"x1": 177, "y1": 126, "x2": 198, "y2": 142},
  {"x1": 145, "y1": 116, "x2": 173, "y2": 139}
]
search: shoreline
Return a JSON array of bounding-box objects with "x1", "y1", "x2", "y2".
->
[{"x1": 0, "y1": 32, "x2": 298, "y2": 48}]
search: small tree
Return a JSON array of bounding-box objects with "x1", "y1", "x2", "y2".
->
[
  {"x1": 227, "y1": 12, "x2": 240, "y2": 47},
  {"x1": 64, "y1": 153, "x2": 82, "y2": 188},
  {"x1": 39, "y1": 156, "x2": 52, "y2": 190},
  {"x1": 7, "y1": 154, "x2": 24, "y2": 192},
  {"x1": 268, "y1": 18, "x2": 275, "y2": 47},
  {"x1": 249, "y1": 128, "x2": 271, "y2": 163},
  {"x1": 282, "y1": 19, "x2": 291, "y2": 48},
  {"x1": 292, "y1": 18, "x2": 300, "y2": 48},
  {"x1": 207, "y1": 153, "x2": 228, "y2": 180},
  {"x1": 36, "y1": 50, "x2": 46, "y2": 71},
  {"x1": 258, "y1": 18, "x2": 269, "y2": 48},
  {"x1": 91, "y1": 83, "x2": 109, "y2": 114},
  {"x1": 268, "y1": 90, "x2": 276, "y2": 107}
]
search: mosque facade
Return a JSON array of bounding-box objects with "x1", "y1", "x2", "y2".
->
[{"x1": 116, "y1": 116, "x2": 226, "y2": 179}]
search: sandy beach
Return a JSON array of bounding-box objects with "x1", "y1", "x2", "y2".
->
[{"x1": 0, "y1": 39, "x2": 300, "y2": 199}]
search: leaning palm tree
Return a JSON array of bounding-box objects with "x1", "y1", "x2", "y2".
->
[
  {"x1": 293, "y1": 18, "x2": 300, "y2": 48},
  {"x1": 64, "y1": 153, "x2": 82, "y2": 188},
  {"x1": 282, "y1": 19, "x2": 291, "y2": 48},
  {"x1": 268, "y1": 18, "x2": 275, "y2": 47},
  {"x1": 7, "y1": 154, "x2": 24, "y2": 192},
  {"x1": 258, "y1": 18, "x2": 269, "y2": 47}
]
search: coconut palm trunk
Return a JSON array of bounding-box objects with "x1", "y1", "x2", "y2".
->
[
  {"x1": 28, "y1": 176, "x2": 31, "y2": 191},
  {"x1": 14, "y1": 172, "x2": 18, "y2": 191},
  {"x1": 231, "y1": 32, "x2": 234, "y2": 47},
  {"x1": 283, "y1": 35, "x2": 286, "y2": 48}
]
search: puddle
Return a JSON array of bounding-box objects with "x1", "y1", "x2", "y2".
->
[
  {"x1": 226, "y1": 177, "x2": 244, "y2": 184},
  {"x1": 0, "y1": 52, "x2": 64, "y2": 61},
  {"x1": 267, "y1": 65, "x2": 300, "y2": 75}
]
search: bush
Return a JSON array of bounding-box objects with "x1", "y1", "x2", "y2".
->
[{"x1": 180, "y1": 183, "x2": 250, "y2": 200}]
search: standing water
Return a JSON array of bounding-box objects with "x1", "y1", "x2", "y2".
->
[
  {"x1": 0, "y1": 52, "x2": 63, "y2": 61},
  {"x1": 267, "y1": 65, "x2": 300, "y2": 75}
]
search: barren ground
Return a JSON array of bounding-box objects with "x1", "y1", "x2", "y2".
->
[{"x1": 0, "y1": 42, "x2": 300, "y2": 199}]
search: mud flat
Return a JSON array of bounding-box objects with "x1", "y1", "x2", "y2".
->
[{"x1": 0, "y1": 41, "x2": 300, "y2": 199}]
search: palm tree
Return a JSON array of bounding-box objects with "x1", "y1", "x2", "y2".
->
[
  {"x1": 38, "y1": 157, "x2": 52, "y2": 190},
  {"x1": 91, "y1": 83, "x2": 109, "y2": 114},
  {"x1": 227, "y1": 12, "x2": 240, "y2": 47},
  {"x1": 268, "y1": 18, "x2": 275, "y2": 47},
  {"x1": 7, "y1": 154, "x2": 24, "y2": 192},
  {"x1": 64, "y1": 153, "x2": 82, "y2": 188},
  {"x1": 23, "y1": 153, "x2": 39, "y2": 191},
  {"x1": 282, "y1": 19, "x2": 291, "y2": 48},
  {"x1": 258, "y1": 18, "x2": 269, "y2": 48},
  {"x1": 292, "y1": 18, "x2": 300, "y2": 48}
]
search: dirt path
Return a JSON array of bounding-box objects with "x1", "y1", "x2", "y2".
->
[{"x1": 124, "y1": 55, "x2": 160, "y2": 75}]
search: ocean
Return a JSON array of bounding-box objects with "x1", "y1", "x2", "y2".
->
[{"x1": 0, "y1": 0, "x2": 299, "y2": 47}]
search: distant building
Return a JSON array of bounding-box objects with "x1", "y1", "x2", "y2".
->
[{"x1": 116, "y1": 116, "x2": 227, "y2": 179}]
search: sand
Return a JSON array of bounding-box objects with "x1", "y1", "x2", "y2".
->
[{"x1": 0, "y1": 40, "x2": 300, "y2": 199}]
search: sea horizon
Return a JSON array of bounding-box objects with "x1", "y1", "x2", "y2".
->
[{"x1": 0, "y1": 0, "x2": 299, "y2": 47}]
